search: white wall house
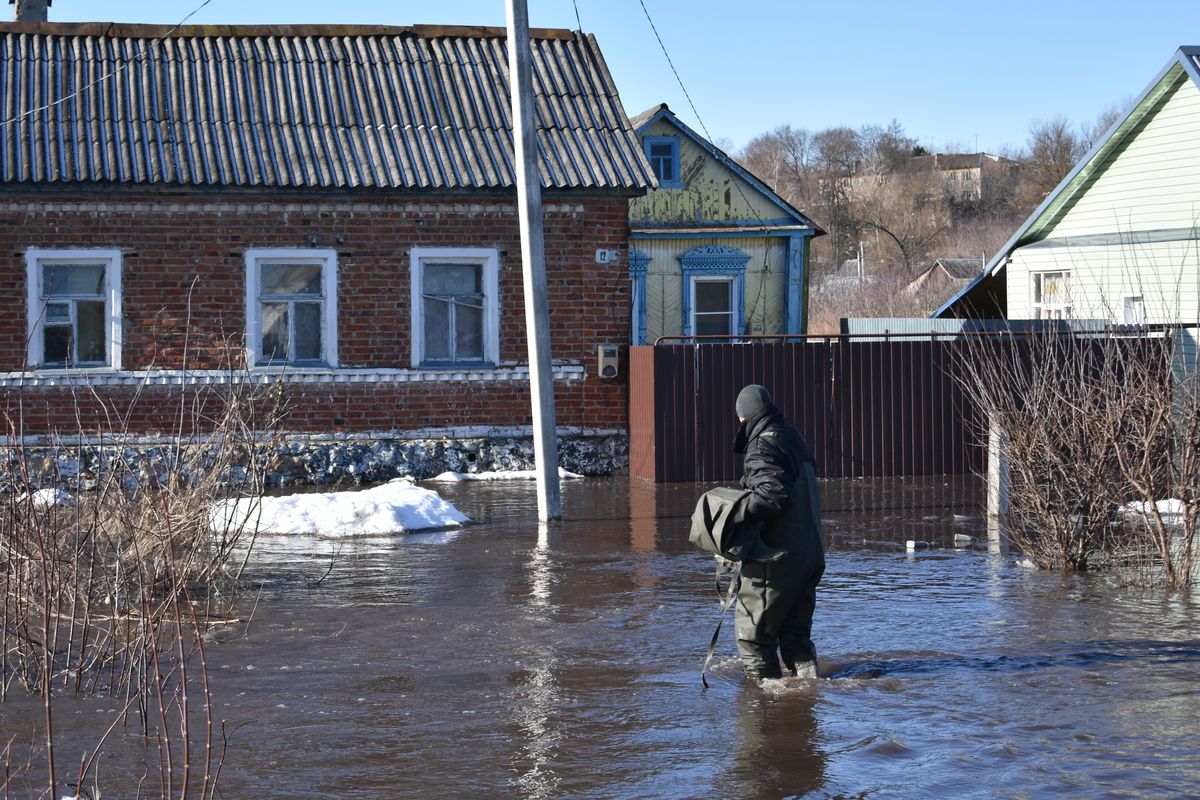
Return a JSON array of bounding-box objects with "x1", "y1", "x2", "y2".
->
[{"x1": 937, "y1": 46, "x2": 1200, "y2": 328}]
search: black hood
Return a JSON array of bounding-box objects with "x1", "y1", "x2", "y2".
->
[{"x1": 733, "y1": 385, "x2": 783, "y2": 454}]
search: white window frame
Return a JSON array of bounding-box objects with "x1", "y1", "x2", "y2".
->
[
  {"x1": 1122, "y1": 295, "x2": 1145, "y2": 325},
  {"x1": 245, "y1": 249, "x2": 339, "y2": 369},
  {"x1": 25, "y1": 248, "x2": 123, "y2": 370},
  {"x1": 1031, "y1": 270, "x2": 1071, "y2": 320},
  {"x1": 689, "y1": 275, "x2": 737, "y2": 337},
  {"x1": 410, "y1": 247, "x2": 500, "y2": 368}
]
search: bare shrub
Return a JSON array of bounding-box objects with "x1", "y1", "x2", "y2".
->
[
  {"x1": 1, "y1": 375, "x2": 283, "y2": 798},
  {"x1": 959, "y1": 329, "x2": 1199, "y2": 585},
  {"x1": 808, "y1": 271, "x2": 942, "y2": 335}
]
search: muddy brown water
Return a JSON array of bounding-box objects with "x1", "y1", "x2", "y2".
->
[{"x1": 4, "y1": 477, "x2": 1200, "y2": 799}]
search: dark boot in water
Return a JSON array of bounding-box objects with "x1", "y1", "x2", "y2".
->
[{"x1": 789, "y1": 659, "x2": 819, "y2": 679}]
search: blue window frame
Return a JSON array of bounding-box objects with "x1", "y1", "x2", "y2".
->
[
  {"x1": 643, "y1": 136, "x2": 683, "y2": 188},
  {"x1": 679, "y1": 245, "x2": 749, "y2": 339}
]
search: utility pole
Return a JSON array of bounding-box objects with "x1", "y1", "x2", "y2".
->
[{"x1": 506, "y1": 0, "x2": 562, "y2": 522}]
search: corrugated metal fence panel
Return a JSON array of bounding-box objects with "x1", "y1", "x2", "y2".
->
[
  {"x1": 0, "y1": 26, "x2": 656, "y2": 191},
  {"x1": 629, "y1": 338, "x2": 989, "y2": 483},
  {"x1": 628, "y1": 345, "x2": 657, "y2": 482}
]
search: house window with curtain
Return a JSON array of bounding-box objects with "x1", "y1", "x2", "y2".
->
[
  {"x1": 245, "y1": 249, "x2": 338, "y2": 367},
  {"x1": 643, "y1": 136, "x2": 683, "y2": 188},
  {"x1": 1032, "y1": 270, "x2": 1070, "y2": 319},
  {"x1": 679, "y1": 245, "x2": 749, "y2": 339},
  {"x1": 25, "y1": 249, "x2": 122, "y2": 369},
  {"x1": 410, "y1": 248, "x2": 500, "y2": 367}
]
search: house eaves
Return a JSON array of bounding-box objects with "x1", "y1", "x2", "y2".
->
[
  {"x1": 933, "y1": 46, "x2": 1200, "y2": 318},
  {"x1": 632, "y1": 103, "x2": 825, "y2": 235}
]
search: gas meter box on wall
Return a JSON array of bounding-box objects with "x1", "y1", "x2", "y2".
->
[{"x1": 597, "y1": 345, "x2": 619, "y2": 379}]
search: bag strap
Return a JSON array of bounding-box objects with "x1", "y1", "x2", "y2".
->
[{"x1": 701, "y1": 559, "x2": 742, "y2": 689}]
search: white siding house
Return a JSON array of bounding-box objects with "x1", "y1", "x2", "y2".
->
[{"x1": 937, "y1": 46, "x2": 1200, "y2": 327}]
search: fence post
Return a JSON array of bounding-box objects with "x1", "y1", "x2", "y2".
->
[{"x1": 987, "y1": 412, "x2": 1009, "y2": 554}]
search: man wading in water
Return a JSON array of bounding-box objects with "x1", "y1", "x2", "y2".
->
[{"x1": 732, "y1": 384, "x2": 825, "y2": 680}]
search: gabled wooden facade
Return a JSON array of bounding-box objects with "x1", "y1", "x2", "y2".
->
[{"x1": 626, "y1": 104, "x2": 823, "y2": 343}]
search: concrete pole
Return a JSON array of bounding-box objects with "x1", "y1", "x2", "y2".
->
[
  {"x1": 506, "y1": 0, "x2": 562, "y2": 522},
  {"x1": 986, "y1": 413, "x2": 1010, "y2": 555}
]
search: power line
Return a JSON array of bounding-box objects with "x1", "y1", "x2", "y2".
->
[
  {"x1": 571, "y1": 0, "x2": 583, "y2": 32},
  {"x1": 635, "y1": 0, "x2": 799, "y2": 335},
  {"x1": 0, "y1": 0, "x2": 216, "y2": 130}
]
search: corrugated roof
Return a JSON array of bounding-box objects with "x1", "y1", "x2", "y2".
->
[
  {"x1": 0, "y1": 22, "x2": 655, "y2": 191},
  {"x1": 934, "y1": 258, "x2": 984, "y2": 280}
]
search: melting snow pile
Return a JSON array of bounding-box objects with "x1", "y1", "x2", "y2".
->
[
  {"x1": 429, "y1": 468, "x2": 583, "y2": 482},
  {"x1": 211, "y1": 478, "x2": 469, "y2": 536}
]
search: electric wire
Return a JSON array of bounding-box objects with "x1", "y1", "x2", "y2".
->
[
  {"x1": 635, "y1": 0, "x2": 808, "y2": 335},
  {"x1": 571, "y1": 0, "x2": 583, "y2": 33},
  {"x1": 0, "y1": 0, "x2": 216, "y2": 131}
]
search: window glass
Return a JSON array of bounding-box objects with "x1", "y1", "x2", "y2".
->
[
  {"x1": 45, "y1": 303, "x2": 71, "y2": 324},
  {"x1": 425, "y1": 264, "x2": 480, "y2": 295},
  {"x1": 75, "y1": 301, "x2": 106, "y2": 363},
  {"x1": 423, "y1": 297, "x2": 452, "y2": 361},
  {"x1": 260, "y1": 302, "x2": 289, "y2": 362},
  {"x1": 422, "y1": 263, "x2": 485, "y2": 363},
  {"x1": 695, "y1": 280, "x2": 731, "y2": 313},
  {"x1": 36, "y1": 262, "x2": 109, "y2": 366},
  {"x1": 261, "y1": 264, "x2": 322, "y2": 295},
  {"x1": 1032, "y1": 271, "x2": 1071, "y2": 319},
  {"x1": 43, "y1": 325, "x2": 71, "y2": 364},
  {"x1": 455, "y1": 303, "x2": 484, "y2": 360},
  {"x1": 43, "y1": 264, "x2": 104, "y2": 296},
  {"x1": 293, "y1": 302, "x2": 323, "y2": 361},
  {"x1": 649, "y1": 142, "x2": 675, "y2": 182}
]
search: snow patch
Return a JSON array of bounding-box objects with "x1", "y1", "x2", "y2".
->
[
  {"x1": 428, "y1": 468, "x2": 583, "y2": 482},
  {"x1": 211, "y1": 478, "x2": 469, "y2": 536},
  {"x1": 18, "y1": 488, "x2": 73, "y2": 508}
]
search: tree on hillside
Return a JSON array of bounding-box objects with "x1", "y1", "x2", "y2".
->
[
  {"x1": 739, "y1": 124, "x2": 814, "y2": 205},
  {"x1": 1025, "y1": 115, "x2": 1087, "y2": 200},
  {"x1": 854, "y1": 166, "x2": 949, "y2": 273}
]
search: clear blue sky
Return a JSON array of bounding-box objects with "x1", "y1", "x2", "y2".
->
[{"x1": 38, "y1": 0, "x2": 1200, "y2": 155}]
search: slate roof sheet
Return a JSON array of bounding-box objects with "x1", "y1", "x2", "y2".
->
[{"x1": 0, "y1": 22, "x2": 655, "y2": 191}]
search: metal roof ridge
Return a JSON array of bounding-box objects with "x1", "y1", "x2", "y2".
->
[{"x1": 0, "y1": 21, "x2": 580, "y2": 40}]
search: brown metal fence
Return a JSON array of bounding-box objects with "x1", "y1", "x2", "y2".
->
[{"x1": 628, "y1": 336, "x2": 984, "y2": 483}]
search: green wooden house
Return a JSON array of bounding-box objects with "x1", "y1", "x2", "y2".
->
[
  {"x1": 627, "y1": 104, "x2": 823, "y2": 343},
  {"x1": 937, "y1": 46, "x2": 1200, "y2": 326}
]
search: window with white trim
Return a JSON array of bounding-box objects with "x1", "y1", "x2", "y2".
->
[
  {"x1": 410, "y1": 248, "x2": 500, "y2": 367},
  {"x1": 245, "y1": 249, "x2": 338, "y2": 367},
  {"x1": 1032, "y1": 270, "x2": 1071, "y2": 319},
  {"x1": 26, "y1": 249, "x2": 122, "y2": 369},
  {"x1": 691, "y1": 276, "x2": 735, "y2": 336},
  {"x1": 1122, "y1": 295, "x2": 1145, "y2": 325}
]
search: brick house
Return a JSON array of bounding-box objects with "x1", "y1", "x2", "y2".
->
[{"x1": 0, "y1": 21, "x2": 655, "y2": 482}]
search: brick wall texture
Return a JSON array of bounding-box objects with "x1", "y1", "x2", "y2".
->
[{"x1": 0, "y1": 192, "x2": 633, "y2": 437}]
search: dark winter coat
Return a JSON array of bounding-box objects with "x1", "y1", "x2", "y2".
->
[{"x1": 733, "y1": 405, "x2": 824, "y2": 576}]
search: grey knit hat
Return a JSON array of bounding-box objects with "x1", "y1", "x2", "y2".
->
[{"x1": 735, "y1": 384, "x2": 773, "y2": 420}]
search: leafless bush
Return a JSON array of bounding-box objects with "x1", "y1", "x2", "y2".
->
[
  {"x1": 958, "y1": 330, "x2": 1198, "y2": 585},
  {"x1": 808, "y1": 271, "x2": 942, "y2": 335},
  {"x1": 1, "y1": 375, "x2": 284, "y2": 799}
]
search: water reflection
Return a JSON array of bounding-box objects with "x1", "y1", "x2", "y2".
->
[
  {"x1": 3, "y1": 477, "x2": 1200, "y2": 799},
  {"x1": 512, "y1": 524, "x2": 562, "y2": 800},
  {"x1": 718, "y1": 685, "x2": 827, "y2": 798}
]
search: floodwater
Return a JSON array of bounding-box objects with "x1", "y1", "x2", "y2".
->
[{"x1": 5, "y1": 477, "x2": 1200, "y2": 799}]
